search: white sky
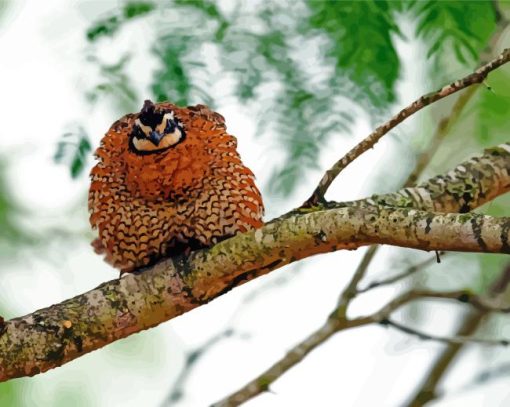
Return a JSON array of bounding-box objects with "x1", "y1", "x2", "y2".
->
[{"x1": 0, "y1": 1, "x2": 508, "y2": 406}]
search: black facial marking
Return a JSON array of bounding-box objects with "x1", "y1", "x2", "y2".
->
[
  {"x1": 131, "y1": 125, "x2": 145, "y2": 139},
  {"x1": 128, "y1": 100, "x2": 186, "y2": 155},
  {"x1": 139, "y1": 99, "x2": 164, "y2": 128}
]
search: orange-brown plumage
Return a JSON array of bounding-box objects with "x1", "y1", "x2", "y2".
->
[{"x1": 89, "y1": 101, "x2": 264, "y2": 273}]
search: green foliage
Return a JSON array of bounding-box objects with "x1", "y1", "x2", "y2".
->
[
  {"x1": 268, "y1": 85, "x2": 354, "y2": 194},
  {"x1": 54, "y1": 127, "x2": 92, "y2": 179},
  {"x1": 79, "y1": 0, "x2": 500, "y2": 195},
  {"x1": 308, "y1": 0, "x2": 403, "y2": 109},
  {"x1": 86, "y1": 1, "x2": 155, "y2": 42},
  {"x1": 476, "y1": 69, "x2": 510, "y2": 146},
  {"x1": 412, "y1": 0, "x2": 496, "y2": 66},
  {"x1": 0, "y1": 159, "x2": 29, "y2": 247},
  {"x1": 149, "y1": 1, "x2": 225, "y2": 106},
  {"x1": 476, "y1": 253, "x2": 509, "y2": 295},
  {"x1": 86, "y1": 15, "x2": 121, "y2": 42},
  {"x1": 123, "y1": 1, "x2": 154, "y2": 19},
  {"x1": 86, "y1": 54, "x2": 138, "y2": 112},
  {"x1": 151, "y1": 41, "x2": 193, "y2": 106},
  {"x1": 0, "y1": 379, "x2": 20, "y2": 407},
  {"x1": 174, "y1": 0, "x2": 230, "y2": 43}
]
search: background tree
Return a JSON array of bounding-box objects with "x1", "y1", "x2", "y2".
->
[{"x1": 0, "y1": 0, "x2": 509, "y2": 406}]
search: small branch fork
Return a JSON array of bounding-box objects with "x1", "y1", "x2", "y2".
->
[
  {"x1": 382, "y1": 319, "x2": 510, "y2": 347},
  {"x1": 213, "y1": 288, "x2": 510, "y2": 406},
  {"x1": 304, "y1": 47, "x2": 510, "y2": 207},
  {"x1": 356, "y1": 253, "x2": 444, "y2": 294},
  {"x1": 216, "y1": 45, "x2": 510, "y2": 405},
  {"x1": 404, "y1": 262, "x2": 510, "y2": 407},
  {"x1": 1, "y1": 34, "x2": 510, "y2": 397}
]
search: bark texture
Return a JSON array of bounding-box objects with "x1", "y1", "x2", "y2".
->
[
  {"x1": 0, "y1": 143, "x2": 509, "y2": 382},
  {"x1": 306, "y1": 48, "x2": 510, "y2": 205}
]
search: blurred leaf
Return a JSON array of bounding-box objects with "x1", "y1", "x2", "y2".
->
[
  {"x1": 86, "y1": 54, "x2": 138, "y2": 112},
  {"x1": 123, "y1": 1, "x2": 155, "y2": 19},
  {"x1": 476, "y1": 69, "x2": 510, "y2": 145},
  {"x1": 174, "y1": 0, "x2": 229, "y2": 40},
  {"x1": 268, "y1": 84, "x2": 354, "y2": 194},
  {"x1": 0, "y1": 376, "x2": 20, "y2": 406},
  {"x1": 151, "y1": 41, "x2": 192, "y2": 106},
  {"x1": 0, "y1": 158, "x2": 31, "y2": 250},
  {"x1": 54, "y1": 126, "x2": 92, "y2": 179},
  {"x1": 86, "y1": 15, "x2": 121, "y2": 42},
  {"x1": 0, "y1": 0, "x2": 10, "y2": 25},
  {"x1": 175, "y1": 0, "x2": 222, "y2": 20},
  {"x1": 86, "y1": 1, "x2": 155, "y2": 42},
  {"x1": 307, "y1": 0, "x2": 402, "y2": 109},
  {"x1": 476, "y1": 253, "x2": 509, "y2": 295},
  {"x1": 81, "y1": 0, "x2": 499, "y2": 196},
  {"x1": 412, "y1": 0, "x2": 496, "y2": 66},
  {"x1": 84, "y1": 0, "x2": 360, "y2": 195}
]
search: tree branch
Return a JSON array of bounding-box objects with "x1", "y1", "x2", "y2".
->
[
  {"x1": 0, "y1": 140, "x2": 509, "y2": 382},
  {"x1": 357, "y1": 253, "x2": 444, "y2": 294},
  {"x1": 219, "y1": 20, "x2": 510, "y2": 407},
  {"x1": 405, "y1": 262, "x2": 510, "y2": 406},
  {"x1": 304, "y1": 47, "x2": 510, "y2": 206},
  {"x1": 213, "y1": 287, "x2": 508, "y2": 406},
  {"x1": 336, "y1": 245, "x2": 379, "y2": 316},
  {"x1": 381, "y1": 318, "x2": 510, "y2": 347}
]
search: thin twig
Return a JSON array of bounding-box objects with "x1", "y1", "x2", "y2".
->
[
  {"x1": 211, "y1": 318, "x2": 355, "y2": 407},
  {"x1": 214, "y1": 288, "x2": 508, "y2": 406},
  {"x1": 405, "y1": 86, "x2": 477, "y2": 186},
  {"x1": 335, "y1": 245, "x2": 379, "y2": 317},
  {"x1": 357, "y1": 253, "x2": 444, "y2": 294},
  {"x1": 161, "y1": 267, "x2": 302, "y2": 405},
  {"x1": 404, "y1": 13, "x2": 510, "y2": 404},
  {"x1": 214, "y1": 48, "x2": 510, "y2": 406},
  {"x1": 382, "y1": 318, "x2": 510, "y2": 347},
  {"x1": 405, "y1": 262, "x2": 510, "y2": 407},
  {"x1": 373, "y1": 289, "x2": 510, "y2": 317},
  {"x1": 460, "y1": 361, "x2": 510, "y2": 390},
  {"x1": 405, "y1": 310, "x2": 483, "y2": 407},
  {"x1": 304, "y1": 48, "x2": 510, "y2": 206},
  {"x1": 161, "y1": 329, "x2": 236, "y2": 405},
  {"x1": 213, "y1": 291, "x2": 421, "y2": 406}
]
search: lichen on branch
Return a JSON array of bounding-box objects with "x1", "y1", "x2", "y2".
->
[{"x1": 0, "y1": 141, "x2": 509, "y2": 382}]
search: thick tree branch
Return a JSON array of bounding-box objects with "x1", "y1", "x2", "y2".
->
[
  {"x1": 305, "y1": 47, "x2": 510, "y2": 206},
  {"x1": 0, "y1": 141, "x2": 509, "y2": 382},
  {"x1": 403, "y1": 14, "x2": 510, "y2": 404},
  {"x1": 216, "y1": 143, "x2": 510, "y2": 405},
  {"x1": 224, "y1": 21, "x2": 510, "y2": 407},
  {"x1": 343, "y1": 143, "x2": 510, "y2": 214}
]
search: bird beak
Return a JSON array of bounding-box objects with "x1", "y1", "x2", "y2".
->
[{"x1": 148, "y1": 131, "x2": 164, "y2": 146}]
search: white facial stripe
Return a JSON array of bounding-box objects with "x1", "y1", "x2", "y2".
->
[
  {"x1": 133, "y1": 138, "x2": 161, "y2": 152},
  {"x1": 135, "y1": 118, "x2": 153, "y2": 136},
  {"x1": 165, "y1": 129, "x2": 182, "y2": 145}
]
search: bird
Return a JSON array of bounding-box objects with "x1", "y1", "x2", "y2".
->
[{"x1": 89, "y1": 100, "x2": 264, "y2": 274}]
